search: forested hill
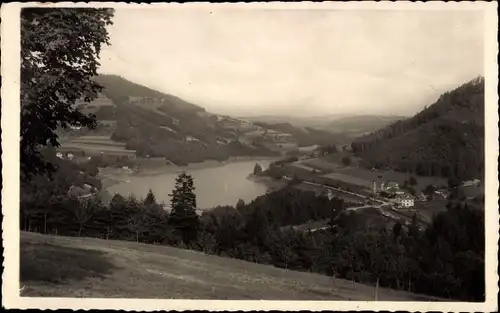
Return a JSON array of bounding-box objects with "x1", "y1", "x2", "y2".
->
[
  {"x1": 94, "y1": 74, "x2": 205, "y2": 113},
  {"x1": 351, "y1": 77, "x2": 485, "y2": 181}
]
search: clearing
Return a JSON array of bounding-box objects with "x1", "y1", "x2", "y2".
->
[
  {"x1": 20, "y1": 232, "x2": 440, "y2": 300},
  {"x1": 301, "y1": 157, "x2": 448, "y2": 193},
  {"x1": 58, "y1": 135, "x2": 136, "y2": 157}
]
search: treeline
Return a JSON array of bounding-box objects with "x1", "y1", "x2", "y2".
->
[
  {"x1": 21, "y1": 170, "x2": 484, "y2": 301},
  {"x1": 351, "y1": 77, "x2": 485, "y2": 181}
]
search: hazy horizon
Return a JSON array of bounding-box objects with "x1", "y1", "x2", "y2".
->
[{"x1": 99, "y1": 8, "x2": 484, "y2": 117}]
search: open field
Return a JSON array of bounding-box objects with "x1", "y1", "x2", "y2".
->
[
  {"x1": 300, "y1": 157, "x2": 448, "y2": 192},
  {"x1": 300, "y1": 158, "x2": 342, "y2": 173},
  {"x1": 20, "y1": 232, "x2": 441, "y2": 300},
  {"x1": 322, "y1": 172, "x2": 373, "y2": 189},
  {"x1": 459, "y1": 183, "x2": 485, "y2": 198},
  {"x1": 412, "y1": 199, "x2": 449, "y2": 223},
  {"x1": 58, "y1": 135, "x2": 136, "y2": 157},
  {"x1": 293, "y1": 182, "x2": 366, "y2": 204}
]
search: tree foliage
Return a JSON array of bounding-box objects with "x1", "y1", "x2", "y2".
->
[
  {"x1": 351, "y1": 77, "x2": 485, "y2": 181},
  {"x1": 342, "y1": 156, "x2": 351, "y2": 166},
  {"x1": 21, "y1": 177, "x2": 483, "y2": 301},
  {"x1": 20, "y1": 8, "x2": 114, "y2": 180},
  {"x1": 253, "y1": 163, "x2": 263, "y2": 175},
  {"x1": 168, "y1": 172, "x2": 199, "y2": 246}
]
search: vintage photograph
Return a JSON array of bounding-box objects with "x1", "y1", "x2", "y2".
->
[{"x1": 1, "y1": 1, "x2": 498, "y2": 311}]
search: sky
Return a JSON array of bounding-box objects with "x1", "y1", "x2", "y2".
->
[{"x1": 99, "y1": 7, "x2": 484, "y2": 117}]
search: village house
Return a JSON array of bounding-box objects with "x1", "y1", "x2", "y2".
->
[
  {"x1": 66, "y1": 152, "x2": 75, "y2": 160},
  {"x1": 462, "y1": 178, "x2": 481, "y2": 187},
  {"x1": 56, "y1": 152, "x2": 64, "y2": 159},
  {"x1": 385, "y1": 181, "x2": 399, "y2": 190},
  {"x1": 394, "y1": 193, "x2": 415, "y2": 208},
  {"x1": 68, "y1": 184, "x2": 95, "y2": 199}
]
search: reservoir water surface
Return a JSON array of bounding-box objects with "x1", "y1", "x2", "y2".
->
[{"x1": 106, "y1": 159, "x2": 274, "y2": 209}]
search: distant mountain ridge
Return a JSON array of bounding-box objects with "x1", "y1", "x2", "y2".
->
[
  {"x1": 245, "y1": 114, "x2": 407, "y2": 139},
  {"x1": 351, "y1": 77, "x2": 485, "y2": 180}
]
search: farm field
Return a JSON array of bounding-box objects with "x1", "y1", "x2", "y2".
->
[
  {"x1": 411, "y1": 199, "x2": 449, "y2": 223},
  {"x1": 301, "y1": 157, "x2": 447, "y2": 193},
  {"x1": 322, "y1": 172, "x2": 373, "y2": 189},
  {"x1": 58, "y1": 135, "x2": 136, "y2": 156},
  {"x1": 20, "y1": 232, "x2": 441, "y2": 301},
  {"x1": 293, "y1": 182, "x2": 366, "y2": 204}
]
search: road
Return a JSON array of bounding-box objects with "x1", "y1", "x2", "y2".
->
[
  {"x1": 282, "y1": 176, "x2": 423, "y2": 231},
  {"x1": 283, "y1": 176, "x2": 389, "y2": 206}
]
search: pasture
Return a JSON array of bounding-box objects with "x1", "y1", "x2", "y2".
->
[
  {"x1": 20, "y1": 232, "x2": 441, "y2": 301},
  {"x1": 301, "y1": 157, "x2": 447, "y2": 193},
  {"x1": 58, "y1": 135, "x2": 136, "y2": 157}
]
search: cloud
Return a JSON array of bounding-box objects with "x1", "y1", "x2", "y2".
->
[{"x1": 99, "y1": 8, "x2": 484, "y2": 116}]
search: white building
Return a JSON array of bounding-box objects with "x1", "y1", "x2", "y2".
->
[
  {"x1": 56, "y1": 152, "x2": 64, "y2": 159},
  {"x1": 66, "y1": 153, "x2": 75, "y2": 160},
  {"x1": 395, "y1": 194, "x2": 415, "y2": 208},
  {"x1": 326, "y1": 189, "x2": 334, "y2": 200}
]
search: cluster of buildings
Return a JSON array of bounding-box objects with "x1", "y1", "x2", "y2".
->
[
  {"x1": 372, "y1": 179, "x2": 416, "y2": 209},
  {"x1": 56, "y1": 152, "x2": 76, "y2": 160}
]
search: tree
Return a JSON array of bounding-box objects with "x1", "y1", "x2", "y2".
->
[
  {"x1": 168, "y1": 172, "x2": 199, "y2": 246},
  {"x1": 288, "y1": 174, "x2": 302, "y2": 186},
  {"x1": 20, "y1": 8, "x2": 114, "y2": 180},
  {"x1": 73, "y1": 197, "x2": 101, "y2": 237},
  {"x1": 236, "y1": 199, "x2": 245, "y2": 211},
  {"x1": 409, "y1": 176, "x2": 418, "y2": 187},
  {"x1": 127, "y1": 212, "x2": 150, "y2": 243},
  {"x1": 392, "y1": 222, "x2": 402, "y2": 239},
  {"x1": 342, "y1": 156, "x2": 351, "y2": 166},
  {"x1": 144, "y1": 189, "x2": 156, "y2": 206},
  {"x1": 423, "y1": 184, "x2": 436, "y2": 195},
  {"x1": 253, "y1": 163, "x2": 263, "y2": 175},
  {"x1": 447, "y1": 176, "x2": 461, "y2": 189}
]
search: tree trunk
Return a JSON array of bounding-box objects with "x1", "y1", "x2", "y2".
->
[
  {"x1": 136, "y1": 231, "x2": 139, "y2": 242},
  {"x1": 78, "y1": 225, "x2": 82, "y2": 237},
  {"x1": 408, "y1": 274, "x2": 411, "y2": 292},
  {"x1": 375, "y1": 277, "x2": 380, "y2": 301},
  {"x1": 43, "y1": 213, "x2": 47, "y2": 234}
]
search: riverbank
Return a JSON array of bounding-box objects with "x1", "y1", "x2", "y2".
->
[
  {"x1": 100, "y1": 156, "x2": 279, "y2": 182},
  {"x1": 247, "y1": 174, "x2": 288, "y2": 192}
]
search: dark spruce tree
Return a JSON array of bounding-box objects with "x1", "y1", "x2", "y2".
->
[
  {"x1": 253, "y1": 163, "x2": 263, "y2": 175},
  {"x1": 168, "y1": 172, "x2": 199, "y2": 246},
  {"x1": 144, "y1": 188, "x2": 156, "y2": 206}
]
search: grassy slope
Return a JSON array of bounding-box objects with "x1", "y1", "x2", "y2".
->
[{"x1": 20, "y1": 232, "x2": 441, "y2": 300}]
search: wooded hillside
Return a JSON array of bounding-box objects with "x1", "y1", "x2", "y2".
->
[{"x1": 351, "y1": 77, "x2": 484, "y2": 180}]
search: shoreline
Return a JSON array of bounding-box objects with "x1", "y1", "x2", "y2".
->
[
  {"x1": 99, "y1": 156, "x2": 279, "y2": 187},
  {"x1": 101, "y1": 156, "x2": 278, "y2": 177}
]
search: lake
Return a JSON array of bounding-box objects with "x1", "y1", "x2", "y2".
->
[{"x1": 106, "y1": 159, "x2": 275, "y2": 209}]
